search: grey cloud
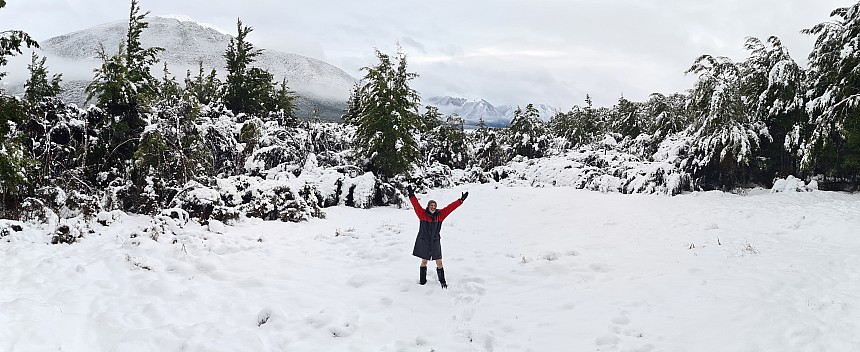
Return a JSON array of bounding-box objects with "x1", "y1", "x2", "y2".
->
[{"x1": 399, "y1": 37, "x2": 426, "y2": 54}]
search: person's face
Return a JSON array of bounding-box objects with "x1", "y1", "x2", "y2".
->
[{"x1": 428, "y1": 203, "x2": 437, "y2": 212}]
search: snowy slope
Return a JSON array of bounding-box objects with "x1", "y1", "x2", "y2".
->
[
  {"x1": 34, "y1": 16, "x2": 357, "y2": 119},
  {"x1": 2, "y1": 184, "x2": 859, "y2": 351}
]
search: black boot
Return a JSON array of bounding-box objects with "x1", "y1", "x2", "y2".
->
[
  {"x1": 419, "y1": 266, "x2": 427, "y2": 285},
  {"x1": 436, "y1": 267, "x2": 447, "y2": 289}
]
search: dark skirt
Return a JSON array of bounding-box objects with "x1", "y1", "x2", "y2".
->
[{"x1": 412, "y1": 235, "x2": 442, "y2": 260}]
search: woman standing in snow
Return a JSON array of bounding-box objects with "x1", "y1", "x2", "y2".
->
[{"x1": 405, "y1": 186, "x2": 468, "y2": 289}]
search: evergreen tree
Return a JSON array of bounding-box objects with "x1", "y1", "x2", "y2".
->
[
  {"x1": 85, "y1": 0, "x2": 162, "y2": 113},
  {"x1": 243, "y1": 66, "x2": 276, "y2": 116},
  {"x1": 506, "y1": 104, "x2": 550, "y2": 159},
  {"x1": 425, "y1": 114, "x2": 469, "y2": 169},
  {"x1": 84, "y1": 0, "x2": 162, "y2": 185},
  {"x1": 684, "y1": 55, "x2": 769, "y2": 189},
  {"x1": 1, "y1": 1, "x2": 38, "y2": 213},
  {"x1": 739, "y1": 36, "x2": 807, "y2": 180},
  {"x1": 156, "y1": 62, "x2": 183, "y2": 105},
  {"x1": 0, "y1": 95, "x2": 27, "y2": 213},
  {"x1": 472, "y1": 118, "x2": 507, "y2": 170},
  {"x1": 85, "y1": 44, "x2": 135, "y2": 114},
  {"x1": 342, "y1": 83, "x2": 363, "y2": 123},
  {"x1": 643, "y1": 92, "x2": 688, "y2": 139},
  {"x1": 272, "y1": 78, "x2": 297, "y2": 118},
  {"x1": 23, "y1": 52, "x2": 62, "y2": 104},
  {"x1": 801, "y1": 3, "x2": 860, "y2": 184},
  {"x1": 123, "y1": 0, "x2": 163, "y2": 105},
  {"x1": 610, "y1": 96, "x2": 643, "y2": 139},
  {"x1": 132, "y1": 101, "x2": 211, "y2": 214},
  {"x1": 223, "y1": 19, "x2": 264, "y2": 116},
  {"x1": 185, "y1": 62, "x2": 222, "y2": 105},
  {"x1": 420, "y1": 105, "x2": 444, "y2": 133},
  {"x1": 549, "y1": 96, "x2": 600, "y2": 148},
  {"x1": 343, "y1": 47, "x2": 422, "y2": 178}
]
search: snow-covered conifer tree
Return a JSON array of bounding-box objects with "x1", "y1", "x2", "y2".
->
[
  {"x1": 472, "y1": 118, "x2": 507, "y2": 171},
  {"x1": 23, "y1": 53, "x2": 63, "y2": 104},
  {"x1": 425, "y1": 114, "x2": 469, "y2": 169},
  {"x1": 801, "y1": 3, "x2": 860, "y2": 182},
  {"x1": 343, "y1": 47, "x2": 422, "y2": 178},
  {"x1": 506, "y1": 104, "x2": 550, "y2": 159},
  {"x1": 683, "y1": 55, "x2": 769, "y2": 189},
  {"x1": 739, "y1": 36, "x2": 807, "y2": 179},
  {"x1": 549, "y1": 95, "x2": 602, "y2": 148}
]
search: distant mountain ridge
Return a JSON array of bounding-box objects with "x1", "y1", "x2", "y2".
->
[
  {"x1": 31, "y1": 16, "x2": 359, "y2": 120},
  {"x1": 5, "y1": 16, "x2": 557, "y2": 124},
  {"x1": 424, "y1": 96, "x2": 557, "y2": 128}
]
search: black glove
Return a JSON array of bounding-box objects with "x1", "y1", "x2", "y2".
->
[
  {"x1": 406, "y1": 185, "x2": 415, "y2": 197},
  {"x1": 460, "y1": 191, "x2": 469, "y2": 201}
]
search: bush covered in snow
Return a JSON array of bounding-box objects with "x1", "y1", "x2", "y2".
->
[{"x1": 771, "y1": 176, "x2": 818, "y2": 193}]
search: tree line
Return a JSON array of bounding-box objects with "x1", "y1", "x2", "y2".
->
[
  {"x1": 343, "y1": 3, "x2": 860, "y2": 192},
  {"x1": 1, "y1": 0, "x2": 858, "y2": 221}
]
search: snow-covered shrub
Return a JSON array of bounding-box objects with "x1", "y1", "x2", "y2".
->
[
  {"x1": 160, "y1": 208, "x2": 189, "y2": 225},
  {"x1": 241, "y1": 183, "x2": 316, "y2": 222},
  {"x1": 373, "y1": 181, "x2": 402, "y2": 209},
  {"x1": 62, "y1": 190, "x2": 100, "y2": 220},
  {"x1": 172, "y1": 181, "x2": 223, "y2": 221},
  {"x1": 486, "y1": 165, "x2": 517, "y2": 183},
  {"x1": 452, "y1": 166, "x2": 495, "y2": 184},
  {"x1": 211, "y1": 205, "x2": 242, "y2": 224},
  {"x1": 423, "y1": 116, "x2": 470, "y2": 169},
  {"x1": 202, "y1": 124, "x2": 241, "y2": 178},
  {"x1": 0, "y1": 220, "x2": 24, "y2": 239},
  {"x1": 50, "y1": 224, "x2": 79, "y2": 244},
  {"x1": 340, "y1": 172, "x2": 376, "y2": 209},
  {"x1": 411, "y1": 162, "x2": 455, "y2": 189},
  {"x1": 96, "y1": 210, "x2": 125, "y2": 226},
  {"x1": 25, "y1": 186, "x2": 98, "y2": 219},
  {"x1": 245, "y1": 144, "x2": 303, "y2": 176},
  {"x1": 771, "y1": 175, "x2": 817, "y2": 192},
  {"x1": 19, "y1": 197, "x2": 55, "y2": 225},
  {"x1": 482, "y1": 143, "x2": 693, "y2": 195},
  {"x1": 306, "y1": 122, "x2": 355, "y2": 155}
]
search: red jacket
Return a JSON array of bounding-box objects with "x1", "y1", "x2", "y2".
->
[
  {"x1": 410, "y1": 196, "x2": 461, "y2": 223},
  {"x1": 410, "y1": 195, "x2": 462, "y2": 260}
]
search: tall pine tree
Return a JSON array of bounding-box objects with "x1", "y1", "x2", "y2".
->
[
  {"x1": 23, "y1": 52, "x2": 63, "y2": 104},
  {"x1": 124, "y1": 0, "x2": 163, "y2": 105},
  {"x1": 684, "y1": 55, "x2": 769, "y2": 189},
  {"x1": 0, "y1": 0, "x2": 37, "y2": 214},
  {"x1": 84, "y1": 0, "x2": 162, "y2": 185},
  {"x1": 507, "y1": 104, "x2": 549, "y2": 159},
  {"x1": 185, "y1": 62, "x2": 222, "y2": 105},
  {"x1": 343, "y1": 47, "x2": 422, "y2": 178},
  {"x1": 739, "y1": 36, "x2": 807, "y2": 181},
  {"x1": 472, "y1": 118, "x2": 507, "y2": 171},
  {"x1": 549, "y1": 96, "x2": 600, "y2": 149},
  {"x1": 801, "y1": 3, "x2": 860, "y2": 185}
]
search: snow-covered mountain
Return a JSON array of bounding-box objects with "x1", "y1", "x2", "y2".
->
[
  {"x1": 424, "y1": 96, "x2": 557, "y2": 128},
  {"x1": 29, "y1": 16, "x2": 359, "y2": 120}
]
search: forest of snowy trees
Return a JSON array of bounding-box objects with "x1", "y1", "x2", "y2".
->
[{"x1": 1, "y1": 0, "x2": 859, "y2": 227}]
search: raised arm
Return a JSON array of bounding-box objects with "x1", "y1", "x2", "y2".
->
[
  {"x1": 405, "y1": 185, "x2": 426, "y2": 220},
  {"x1": 409, "y1": 195, "x2": 425, "y2": 219},
  {"x1": 438, "y1": 192, "x2": 468, "y2": 221},
  {"x1": 438, "y1": 199, "x2": 462, "y2": 221}
]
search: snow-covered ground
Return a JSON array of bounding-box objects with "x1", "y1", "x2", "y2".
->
[{"x1": 2, "y1": 184, "x2": 859, "y2": 351}]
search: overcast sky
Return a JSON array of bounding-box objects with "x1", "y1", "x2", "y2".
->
[{"x1": 0, "y1": 0, "x2": 852, "y2": 108}]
